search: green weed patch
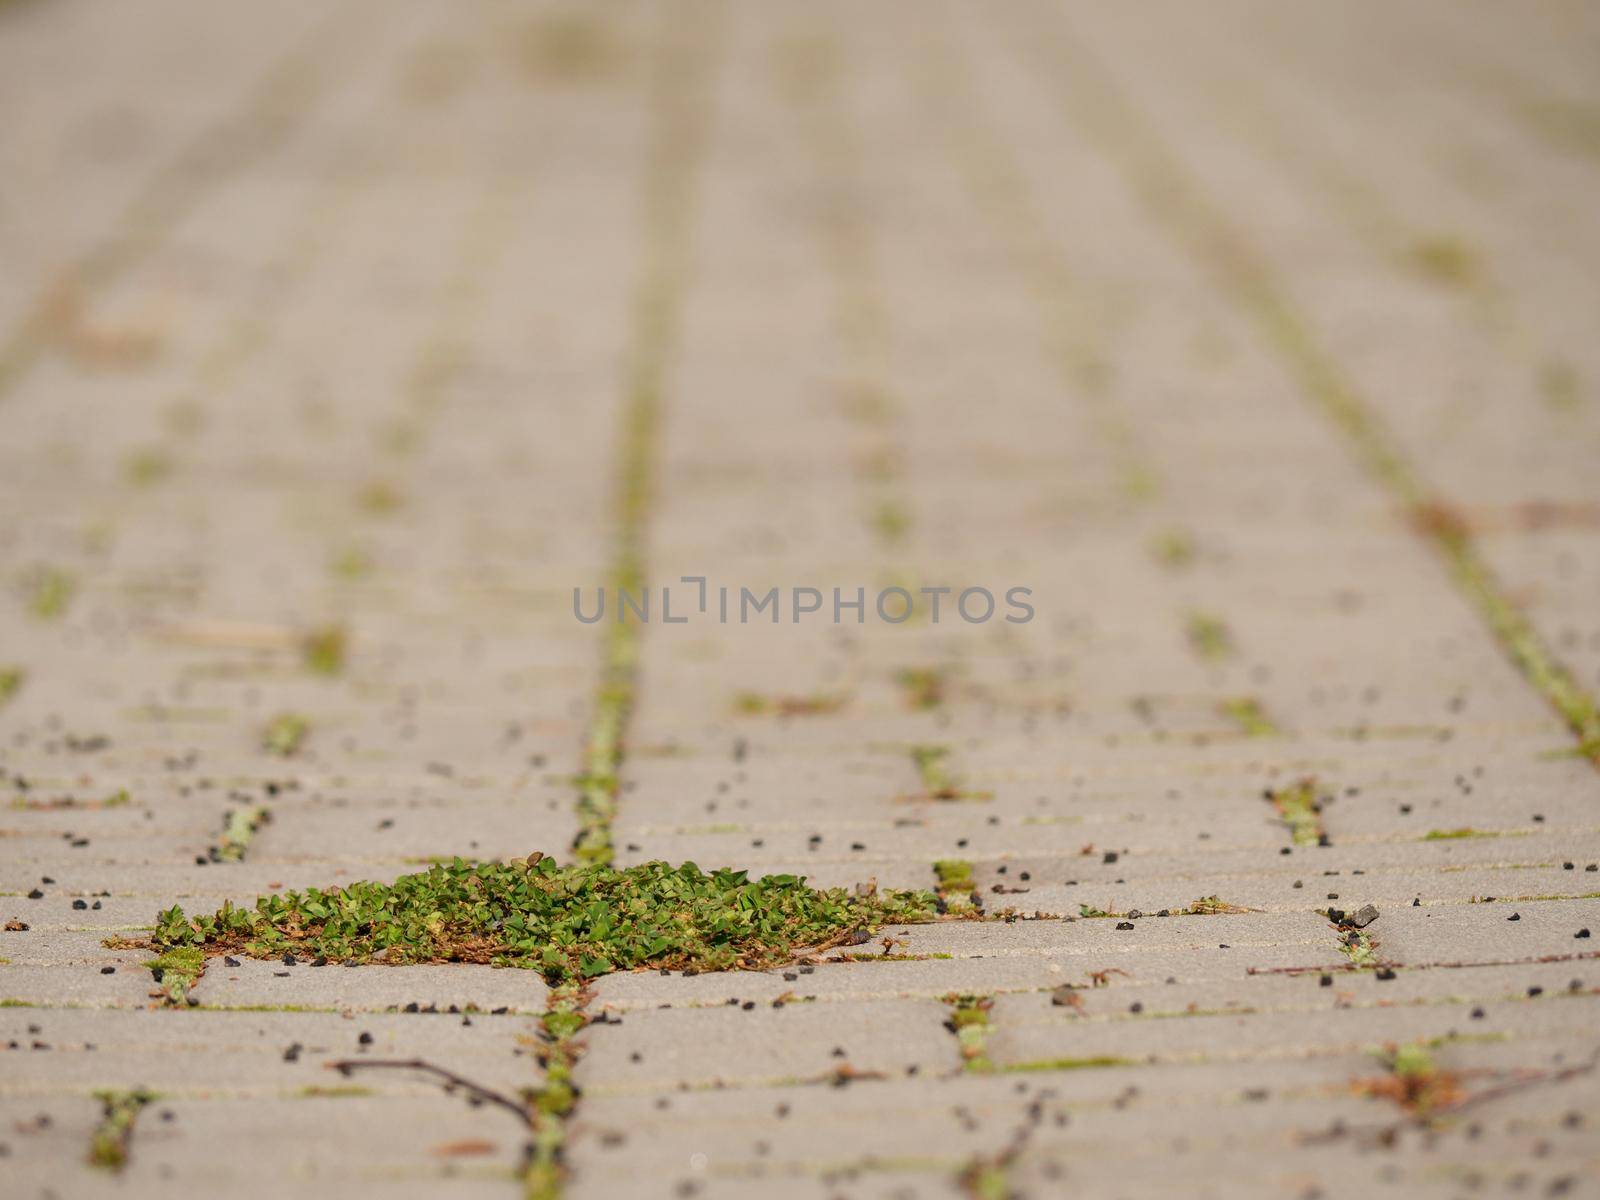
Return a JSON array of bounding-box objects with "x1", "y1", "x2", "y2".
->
[{"x1": 148, "y1": 856, "x2": 935, "y2": 985}]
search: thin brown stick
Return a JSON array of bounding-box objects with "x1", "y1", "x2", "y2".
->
[{"x1": 325, "y1": 1058, "x2": 531, "y2": 1128}]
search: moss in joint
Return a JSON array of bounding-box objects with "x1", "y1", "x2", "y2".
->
[
  {"x1": 1150, "y1": 528, "x2": 1196, "y2": 568},
  {"x1": 523, "y1": 981, "x2": 588, "y2": 1200},
  {"x1": 1219, "y1": 696, "x2": 1278, "y2": 737},
  {"x1": 25, "y1": 566, "x2": 76, "y2": 620},
  {"x1": 1185, "y1": 611, "x2": 1233, "y2": 660},
  {"x1": 143, "y1": 946, "x2": 203, "y2": 1007},
  {"x1": 904, "y1": 744, "x2": 990, "y2": 802},
  {"x1": 88, "y1": 1087, "x2": 157, "y2": 1170},
  {"x1": 933, "y1": 859, "x2": 979, "y2": 915},
  {"x1": 733, "y1": 691, "x2": 849, "y2": 717},
  {"x1": 1004, "y1": 1055, "x2": 1133, "y2": 1073},
  {"x1": 895, "y1": 666, "x2": 948, "y2": 710},
  {"x1": 301, "y1": 624, "x2": 347, "y2": 676},
  {"x1": 944, "y1": 993, "x2": 994, "y2": 1072},
  {"x1": 1265, "y1": 777, "x2": 1326, "y2": 846},
  {"x1": 262, "y1": 712, "x2": 309, "y2": 757},
  {"x1": 213, "y1": 804, "x2": 270, "y2": 862}
]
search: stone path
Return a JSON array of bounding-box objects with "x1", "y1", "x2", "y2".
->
[{"x1": 3, "y1": 1, "x2": 1599, "y2": 1197}]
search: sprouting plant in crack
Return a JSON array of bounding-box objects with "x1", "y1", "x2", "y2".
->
[
  {"x1": 524, "y1": 981, "x2": 588, "y2": 1199},
  {"x1": 1355, "y1": 1041, "x2": 1463, "y2": 1115},
  {"x1": 1406, "y1": 236, "x2": 1478, "y2": 288},
  {"x1": 23, "y1": 566, "x2": 76, "y2": 620},
  {"x1": 1185, "y1": 895, "x2": 1252, "y2": 915},
  {"x1": 733, "y1": 690, "x2": 849, "y2": 717},
  {"x1": 945, "y1": 993, "x2": 994, "y2": 1072},
  {"x1": 955, "y1": 1094, "x2": 1044, "y2": 1200},
  {"x1": 262, "y1": 712, "x2": 309, "y2": 757},
  {"x1": 144, "y1": 855, "x2": 936, "y2": 985},
  {"x1": 870, "y1": 499, "x2": 912, "y2": 546},
  {"x1": 1185, "y1": 611, "x2": 1233, "y2": 660},
  {"x1": 1265, "y1": 776, "x2": 1326, "y2": 846},
  {"x1": 212, "y1": 804, "x2": 270, "y2": 862},
  {"x1": 895, "y1": 666, "x2": 947, "y2": 710},
  {"x1": 1219, "y1": 696, "x2": 1278, "y2": 736},
  {"x1": 301, "y1": 624, "x2": 347, "y2": 675},
  {"x1": 904, "y1": 745, "x2": 989, "y2": 802},
  {"x1": 1325, "y1": 908, "x2": 1383, "y2": 971},
  {"x1": 1150, "y1": 527, "x2": 1195, "y2": 568},
  {"x1": 87, "y1": 1087, "x2": 156, "y2": 1170},
  {"x1": 933, "y1": 859, "x2": 979, "y2": 914}
]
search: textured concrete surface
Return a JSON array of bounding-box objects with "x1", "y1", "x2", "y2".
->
[{"x1": 3, "y1": 1, "x2": 1599, "y2": 1197}]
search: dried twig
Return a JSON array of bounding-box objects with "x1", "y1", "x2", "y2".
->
[{"x1": 325, "y1": 1058, "x2": 532, "y2": 1128}]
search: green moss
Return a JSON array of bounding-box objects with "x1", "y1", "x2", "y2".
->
[
  {"x1": 1185, "y1": 611, "x2": 1233, "y2": 660},
  {"x1": 869, "y1": 499, "x2": 911, "y2": 546},
  {"x1": 1150, "y1": 528, "x2": 1195, "y2": 568},
  {"x1": 87, "y1": 1088, "x2": 156, "y2": 1170},
  {"x1": 1330, "y1": 919, "x2": 1381, "y2": 970},
  {"x1": 1407, "y1": 236, "x2": 1478, "y2": 287},
  {"x1": 214, "y1": 804, "x2": 270, "y2": 862},
  {"x1": 357, "y1": 479, "x2": 404, "y2": 514},
  {"x1": 1423, "y1": 827, "x2": 1494, "y2": 841},
  {"x1": 25, "y1": 566, "x2": 76, "y2": 619},
  {"x1": 895, "y1": 666, "x2": 947, "y2": 710},
  {"x1": 945, "y1": 994, "x2": 994, "y2": 1072},
  {"x1": 1004, "y1": 1055, "x2": 1133, "y2": 1072},
  {"x1": 262, "y1": 713, "x2": 309, "y2": 757},
  {"x1": 733, "y1": 691, "x2": 849, "y2": 717},
  {"x1": 149, "y1": 856, "x2": 935, "y2": 985},
  {"x1": 124, "y1": 447, "x2": 174, "y2": 486},
  {"x1": 1266, "y1": 777, "x2": 1324, "y2": 846},
  {"x1": 295, "y1": 1085, "x2": 373, "y2": 1098},
  {"x1": 933, "y1": 859, "x2": 976, "y2": 911},
  {"x1": 0, "y1": 666, "x2": 23, "y2": 706},
  {"x1": 906, "y1": 744, "x2": 989, "y2": 802},
  {"x1": 330, "y1": 546, "x2": 374, "y2": 580},
  {"x1": 301, "y1": 625, "x2": 347, "y2": 676},
  {"x1": 1219, "y1": 696, "x2": 1278, "y2": 737},
  {"x1": 143, "y1": 947, "x2": 204, "y2": 1006}
]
